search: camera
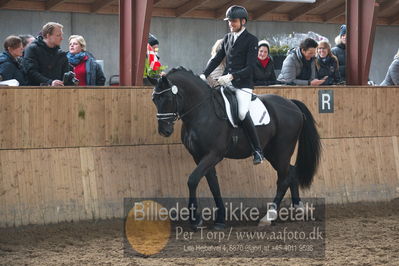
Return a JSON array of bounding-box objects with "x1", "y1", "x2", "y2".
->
[{"x1": 63, "y1": 71, "x2": 79, "y2": 86}]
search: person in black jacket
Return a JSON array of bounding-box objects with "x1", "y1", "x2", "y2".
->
[
  {"x1": 253, "y1": 40, "x2": 276, "y2": 86},
  {"x1": 0, "y1": 35, "x2": 28, "y2": 85},
  {"x1": 315, "y1": 41, "x2": 341, "y2": 85},
  {"x1": 23, "y1": 22, "x2": 70, "y2": 86},
  {"x1": 200, "y1": 5, "x2": 264, "y2": 165},
  {"x1": 331, "y1": 24, "x2": 346, "y2": 82},
  {"x1": 19, "y1": 34, "x2": 35, "y2": 50}
]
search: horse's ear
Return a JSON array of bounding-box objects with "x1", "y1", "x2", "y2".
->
[
  {"x1": 147, "y1": 76, "x2": 158, "y2": 86},
  {"x1": 161, "y1": 75, "x2": 173, "y2": 88}
]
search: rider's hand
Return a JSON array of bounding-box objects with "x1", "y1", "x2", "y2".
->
[
  {"x1": 200, "y1": 74, "x2": 207, "y2": 82},
  {"x1": 217, "y1": 74, "x2": 233, "y2": 86}
]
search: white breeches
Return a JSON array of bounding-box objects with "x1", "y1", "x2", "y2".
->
[{"x1": 236, "y1": 88, "x2": 252, "y2": 121}]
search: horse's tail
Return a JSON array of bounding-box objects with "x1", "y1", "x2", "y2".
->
[{"x1": 291, "y1": 99, "x2": 321, "y2": 189}]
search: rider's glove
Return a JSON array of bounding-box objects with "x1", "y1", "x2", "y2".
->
[
  {"x1": 200, "y1": 74, "x2": 207, "y2": 82},
  {"x1": 217, "y1": 74, "x2": 233, "y2": 86}
]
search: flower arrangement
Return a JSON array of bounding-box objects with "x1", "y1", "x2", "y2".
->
[{"x1": 143, "y1": 58, "x2": 168, "y2": 79}]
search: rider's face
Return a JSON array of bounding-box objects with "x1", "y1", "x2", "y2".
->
[{"x1": 228, "y1": 18, "x2": 245, "y2": 32}]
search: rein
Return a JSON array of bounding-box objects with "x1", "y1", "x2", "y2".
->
[
  {"x1": 153, "y1": 73, "x2": 263, "y2": 124},
  {"x1": 180, "y1": 95, "x2": 211, "y2": 120},
  {"x1": 153, "y1": 85, "x2": 211, "y2": 122}
]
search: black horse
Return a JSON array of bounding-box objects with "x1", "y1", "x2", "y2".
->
[{"x1": 150, "y1": 67, "x2": 321, "y2": 229}]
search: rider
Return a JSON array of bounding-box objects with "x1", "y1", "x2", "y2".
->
[{"x1": 200, "y1": 5, "x2": 264, "y2": 165}]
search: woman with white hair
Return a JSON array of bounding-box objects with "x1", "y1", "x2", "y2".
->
[
  {"x1": 380, "y1": 49, "x2": 399, "y2": 85},
  {"x1": 67, "y1": 35, "x2": 105, "y2": 86}
]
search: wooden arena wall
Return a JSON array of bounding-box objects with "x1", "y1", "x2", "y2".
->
[{"x1": 0, "y1": 86, "x2": 399, "y2": 227}]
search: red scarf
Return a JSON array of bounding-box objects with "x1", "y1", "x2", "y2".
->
[
  {"x1": 258, "y1": 57, "x2": 270, "y2": 68},
  {"x1": 73, "y1": 55, "x2": 88, "y2": 86}
]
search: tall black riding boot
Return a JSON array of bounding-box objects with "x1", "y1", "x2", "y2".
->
[{"x1": 242, "y1": 112, "x2": 265, "y2": 165}]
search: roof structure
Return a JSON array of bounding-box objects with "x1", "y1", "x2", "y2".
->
[{"x1": 1, "y1": 0, "x2": 399, "y2": 25}]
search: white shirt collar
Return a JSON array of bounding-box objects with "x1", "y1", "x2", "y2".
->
[{"x1": 233, "y1": 27, "x2": 246, "y2": 41}]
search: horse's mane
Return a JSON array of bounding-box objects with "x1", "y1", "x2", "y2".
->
[
  {"x1": 167, "y1": 66, "x2": 196, "y2": 77},
  {"x1": 166, "y1": 66, "x2": 210, "y2": 89}
]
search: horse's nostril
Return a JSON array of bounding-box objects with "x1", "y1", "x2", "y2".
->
[{"x1": 158, "y1": 126, "x2": 173, "y2": 137}]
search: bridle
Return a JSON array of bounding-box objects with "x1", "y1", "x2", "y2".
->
[
  {"x1": 152, "y1": 85, "x2": 181, "y2": 122},
  {"x1": 152, "y1": 83, "x2": 211, "y2": 123}
]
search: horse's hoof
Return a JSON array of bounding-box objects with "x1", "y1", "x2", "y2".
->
[
  {"x1": 213, "y1": 223, "x2": 225, "y2": 230},
  {"x1": 293, "y1": 201, "x2": 305, "y2": 211},
  {"x1": 258, "y1": 220, "x2": 277, "y2": 226},
  {"x1": 258, "y1": 220, "x2": 271, "y2": 227},
  {"x1": 258, "y1": 208, "x2": 278, "y2": 226}
]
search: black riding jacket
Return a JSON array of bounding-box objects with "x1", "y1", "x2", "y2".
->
[{"x1": 204, "y1": 29, "x2": 258, "y2": 89}]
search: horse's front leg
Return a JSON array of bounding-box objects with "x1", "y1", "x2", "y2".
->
[
  {"x1": 188, "y1": 152, "x2": 222, "y2": 230},
  {"x1": 205, "y1": 167, "x2": 225, "y2": 230}
]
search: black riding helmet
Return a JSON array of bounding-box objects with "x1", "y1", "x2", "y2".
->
[{"x1": 224, "y1": 5, "x2": 248, "y2": 21}]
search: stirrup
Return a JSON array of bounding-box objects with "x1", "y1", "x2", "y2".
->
[{"x1": 253, "y1": 150, "x2": 264, "y2": 165}]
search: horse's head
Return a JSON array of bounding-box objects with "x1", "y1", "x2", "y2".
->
[
  {"x1": 151, "y1": 75, "x2": 181, "y2": 137},
  {"x1": 151, "y1": 67, "x2": 210, "y2": 137}
]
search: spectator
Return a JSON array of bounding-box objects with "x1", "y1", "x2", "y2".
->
[
  {"x1": 67, "y1": 35, "x2": 105, "y2": 86},
  {"x1": 315, "y1": 41, "x2": 341, "y2": 85},
  {"x1": 380, "y1": 49, "x2": 399, "y2": 85},
  {"x1": 147, "y1": 33, "x2": 163, "y2": 72},
  {"x1": 19, "y1": 34, "x2": 35, "y2": 49},
  {"x1": 206, "y1": 39, "x2": 225, "y2": 87},
  {"x1": 23, "y1": 22, "x2": 70, "y2": 86},
  {"x1": 253, "y1": 40, "x2": 276, "y2": 86},
  {"x1": 278, "y1": 38, "x2": 325, "y2": 86},
  {"x1": 0, "y1": 35, "x2": 28, "y2": 85},
  {"x1": 148, "y1": 33, "x2": 159, "y2": 53},
  {"x1": 332, "y1": 24, "x2": 346, "y2": 82}
]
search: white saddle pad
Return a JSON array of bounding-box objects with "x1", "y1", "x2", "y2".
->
[
  {"x1": 0, "y1": 79, "x2": 19, "y2": 86},
  {"x1": 220, "y1": 87, "x2": 270, "y2": 128}
]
